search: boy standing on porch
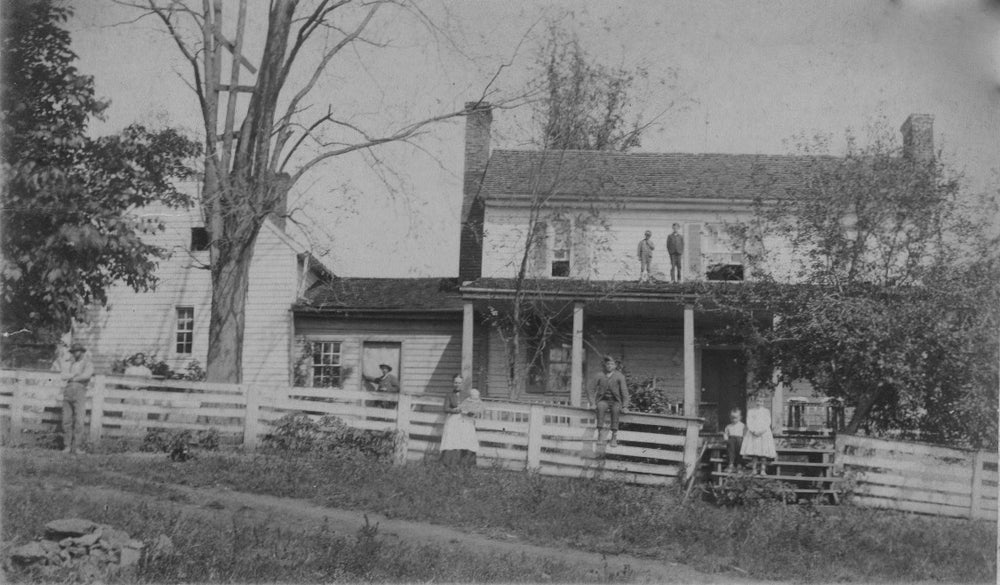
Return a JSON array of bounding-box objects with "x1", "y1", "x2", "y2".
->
[
  {"x1": 589, "y1": 356, "x2": 629, "y2": 447},
  {"x1": 636, "y1": 230, "x2": 655, "y2": 282},
  {"x1": 667, "y1": 223, "x2": 684, "y2": 282}
]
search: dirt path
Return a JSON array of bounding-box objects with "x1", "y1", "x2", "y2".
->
[{"x1": 59, "y1": 472, "x2": 761, "y2": 584}]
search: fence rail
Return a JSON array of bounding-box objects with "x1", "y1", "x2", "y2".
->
[
  {"x1": 835, "y1": 433, "x2": 998, "y2": 520},
  {"x1": 0, "y1": 371, "x2": 703, "y2": 485}
]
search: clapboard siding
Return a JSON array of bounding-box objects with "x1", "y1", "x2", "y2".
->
[
  {"x1": 294, "y1": 317, "x2": 463, "y2": 395},
  {"x1": 586, "y1": 319, "x2": 686, "y2": 402},
  {"x1": 74, "y1": 205, "x2": 318, "y2": 387},
  {"x1": 482, "y1": 204, "x2": 756, "y2": 282}
]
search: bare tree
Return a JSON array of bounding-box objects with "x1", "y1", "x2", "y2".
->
[{"x1": 120, "y1": 0, "x2": 520, "y2": 381}]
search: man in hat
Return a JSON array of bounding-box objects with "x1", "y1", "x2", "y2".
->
[
  {"x1": 588, "y1": 356, "x2": 629, "y2": 448},
  {"x1": 59, "y1": 342, "x2": 94, "y2": 454},
  {"x1": 636, "y1": 230, "x2": 655, "y2": 283},
  {"x1": 364, "y1": 363, "x2": 400, "y2": 409}
]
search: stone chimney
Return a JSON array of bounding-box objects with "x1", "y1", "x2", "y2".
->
[
  {"x1": 900, "y1": 114, "x2": 934, "y2": 163},
  {"x1": 459, "y1": 101, "x2": 492, "y2": 282}
]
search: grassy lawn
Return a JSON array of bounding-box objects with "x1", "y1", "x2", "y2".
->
[{"x1": 3, "y1": 446, "x2": 997, "y2": 583}]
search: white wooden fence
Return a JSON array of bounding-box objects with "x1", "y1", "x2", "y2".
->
[
  {"x1": 835, "y1": 434, "x2": 998, "y2": 520},
  {"x1": 0, "y1": 371, "x2": 703, "y2": 485}
]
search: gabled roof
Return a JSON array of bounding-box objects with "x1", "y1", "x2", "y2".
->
[
  {"x1": 482, "y1": 150, "x2": 837, "y2": 201},
  {"x1": 294, "y1": 277, "x2": 463, "y2": 314}
]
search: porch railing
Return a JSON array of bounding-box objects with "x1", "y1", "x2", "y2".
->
[{"x1": 0, "y1": 370, "x2": 705, "y2": 485}]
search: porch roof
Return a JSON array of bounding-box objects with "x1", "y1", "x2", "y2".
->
[
  {"x1": 460, "y1": 277, "x2": 740, "y2": 303},
  {"x1": 295, "y1": 277, "x2": 463, "y2": 315}
]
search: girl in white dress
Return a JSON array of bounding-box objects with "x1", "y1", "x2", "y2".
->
[{"x1": 740, "y1": 394, "x2": 777, "y2": 474}]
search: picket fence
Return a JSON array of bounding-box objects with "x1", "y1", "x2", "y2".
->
[
  {"x1": 0, "y1": 371, "x2": 703, "y2": 486},
  {"x1": 835, "y1": 434, "x2": 998, "y2": 520}
]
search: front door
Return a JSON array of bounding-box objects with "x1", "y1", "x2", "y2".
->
[{"x1": 700, "y1": 350, "x2": 746, "y2": 432}]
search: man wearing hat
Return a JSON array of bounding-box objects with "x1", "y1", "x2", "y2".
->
[
  {"x1": 364, "y1": 363, "x2": 400, "y2": 410},
  {"x1": 59, "y1": 342, "x2": 94, "y2": 454},
  {"x1": 588, "y1": 356, "x2": 629, "y2": 448}
]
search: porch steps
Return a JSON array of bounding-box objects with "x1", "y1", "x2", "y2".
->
[{"x1": 703, "y1": 443, "x2": 843, "y2": 504}]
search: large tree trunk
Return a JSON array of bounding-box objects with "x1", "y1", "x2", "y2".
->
[
  {"x1": 206, "y1": 241, "x2": 256, "y2": 383},
  {"x1": 842, "y1": 385, "x2": 888, "y2": 435}
]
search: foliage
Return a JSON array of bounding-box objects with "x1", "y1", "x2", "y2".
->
[
  {"x1": 712, "y1": 124, "x2": 999, "y2": 448},
  {"x1": 0, "y1": 0, "x2": 201, "y2": 340},
  {"x1": 706, "y1": 469, "x2": 796, "y2": 506},
  {"x1": 141, "y1": 428, "x2": 220, "y2": 460},
  {"x1": 261, "y1": 413, "x2": 397, "y2": 460},
  {"x1": 110, "y1": 352, "x2": 206, "y2": 381},
  {"x1": 534, "y1": 25, "x2": 648, "y2": 152},
  {"x1": 623, "y1": 373, "x2": 672, "y2": 414}
]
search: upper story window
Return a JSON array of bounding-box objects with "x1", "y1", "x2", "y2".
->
[
  {"x1": 703, "y1": 224, "x2": 744, "y2": 281},
  {"x1": 190, "y1": 227, "x2": 210, "y2": 252},
  {"x1": 175, "y1": 307, "x2": 194, "y2": 354},
  {"x1": 550, "y1": 218, "x2": 571, "y2": 277}
]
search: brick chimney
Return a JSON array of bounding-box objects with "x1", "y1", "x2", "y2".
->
[
  {"x1": 458, "y1": 101, "x2": 492, "y2": 282},
  {"x1": 900, "y1": 114, "x2": 934, "y2": 163}
]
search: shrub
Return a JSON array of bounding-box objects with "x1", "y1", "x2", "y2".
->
[
  {"x1": 624, "y1": 373, "x2": 672, "y2": 414},
  {"x1": 706, "y1": 469, "x2": 797, "y2": 506},
  {"x1": 141, "y1": 428, "x2": 220, "y2": 460},
  {"x1": 262, "y1": 414, "x2": 398, "y2": 460}
]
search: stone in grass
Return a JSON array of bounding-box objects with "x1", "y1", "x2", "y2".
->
[
  {"x1": 72, "y1": 527, "x2": 104, "y2": 547},
  {"x1": 100, "y1": 527, "x2": 133, "y2": 550},
  {"x1": 9, "y1": 542, "x2": 49, "y2": 566},
  {"x1": 39, "y1": 540, "x2": 62, "y2": 564},
  {"x1": 119, "y1": 544, "x2": 143, "y2": 567},
  {"x1": 44, "y1": 518, "x2": 98, "y2": 540}
]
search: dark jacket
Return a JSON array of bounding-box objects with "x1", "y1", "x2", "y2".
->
[
  {"x1": 589, "y1": 371, "x2": 629, "y2": 408},
  {"x1": 667, "y1": 232, "x2": 684, "y2": 255}
]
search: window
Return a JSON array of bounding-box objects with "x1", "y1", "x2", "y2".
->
[
  {"x1": 175, "y1": 307, "x2": 194, "y2": 354},
  {"x1": 527, "y1": 337, "x2": 572, "y2": 394},
  {"x1": 311, "y1": 341, "x2": 342, "y2": 387},
  {"x1": 703, "y1": 223, "x2": 744, "y2": 281},
  {"x1": 550, "y1": 219, "x2": 571, "y2": 277},
  {"x1": 190, "y1": 227, "x2": 210, "y2": 252}
]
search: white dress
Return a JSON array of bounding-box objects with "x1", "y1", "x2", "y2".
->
[
  {"x1": 740, "y1": 406, "x2": 777, "y2": 459},
  {"x1": 440, "y1": 393, "x2": 479, "y2": 453}
]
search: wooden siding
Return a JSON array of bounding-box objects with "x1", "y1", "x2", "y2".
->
[
  {"x1": 294, "y1": 317, "x2": 463, "y2": 395},
  {"x1": 482, "y1": 203, "x2": 800, "y2": 282},
  {"x1": 74, "y1": 206, "x2": 310, "y2": 387}
]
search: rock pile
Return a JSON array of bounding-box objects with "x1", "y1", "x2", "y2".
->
[{"x1": 6, "y1": 517, "x2": 169, "y2": 579}]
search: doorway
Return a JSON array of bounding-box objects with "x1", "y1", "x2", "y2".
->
[{"x1": 700, "y1": 349, "x2": 746, "y2": 432}]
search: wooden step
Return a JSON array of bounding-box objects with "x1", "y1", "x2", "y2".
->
[
  {"x1": 709, "y1": 458, "x2": 833, "y2": 468},
  {"x1": 710, "y1": 471, "x2": 843, "y2": 483}
]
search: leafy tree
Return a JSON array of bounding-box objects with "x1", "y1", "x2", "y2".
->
[
  {"x1": 533, "y1": 25, "x2": 650, "y2": 152},
  {"x1": 126, "y1": 0, "x2": 517, "y2": 382},
  {"x1": 712, "y1": 125, "x2": 999, "y2": 448},
  {"x1": 0, "y1": 0, "x2": 200, "y2": 348}
]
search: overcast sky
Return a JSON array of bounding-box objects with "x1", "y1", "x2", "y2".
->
[{"x1": 69, "y1": 0, "x2": 1000, "y2": 277}]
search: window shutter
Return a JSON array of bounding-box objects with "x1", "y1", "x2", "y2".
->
[
  {"x1": 572, "y1": 220, "x2": 591, "y2": 278},
  {"x1": 687, "y1": 223, "x2": 702, "y2": 280},
  {"x1": 529, "y1": 221, "x2": 548, "y2": 277}
]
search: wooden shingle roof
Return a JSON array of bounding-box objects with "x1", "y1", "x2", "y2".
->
[
  {"x1": 482, "y1": 150, "x2": 837, "y2": 201},
  {"x1": 295, "y1": 277, "x2": 463, "y2": 313}
]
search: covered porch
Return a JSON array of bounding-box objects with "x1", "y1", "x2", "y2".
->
[{"x1": 459, "y1": 279, "x2": 785, "y2": 432}]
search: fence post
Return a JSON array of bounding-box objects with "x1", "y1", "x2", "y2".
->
[
  {"x1": 8, "y1": 373, "x2": 27, "y2": 442},
  {"x1": 88, "y1": 375, "x2": 106, "y2": 444},
  {"x1": 969, "y1": 450, "x2": 985, "y2": 519},
  {"x1": 395, "y1": 393, "x2": 412, "y2": 465},
  {"x1": 242, "y1": 385, "x2": 260, "y2": 449},
  {"x1": 526, "y1": 404, "x2": 543, "y2": 470},
  {"x1": 683, "y1": 419, "x2": 700, "y2": 481}
]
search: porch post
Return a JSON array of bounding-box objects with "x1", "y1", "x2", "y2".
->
[
  {"x1": 570, "y1": 301, "x2": 585, "y2": 406},
  {"x1": 770, "y1": 315, "x2": 784, "y2": 432},
  {"x1": 462, "y1": 301, "x2": 474, "y2": 389},
  {"x1": 683, "y1": 304, "x2": 696, "y2": 417}
]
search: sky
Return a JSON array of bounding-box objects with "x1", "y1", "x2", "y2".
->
[{"x1": 68, "y1": 0, "x2": 1000, "y2": 277}]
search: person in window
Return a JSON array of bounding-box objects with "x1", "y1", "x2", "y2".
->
[
  {"x1": 637, "y1": 230, "x2": 655, "y2": 283},
  {"x1": 364, "y1": 363, "x2": 399, "y2": 409},
  {"x1": 588, "y1": 356, "x2": 629, "y2": 448},
  {"x1": 440, "y1": 374, "x2": 479, "y2": 466},
  {"x1": 667, "y1": 223, "x2": 684, "y2": 282},
  {"x1": 57, "y1": 342, "x2": 94, "y2": 454}
]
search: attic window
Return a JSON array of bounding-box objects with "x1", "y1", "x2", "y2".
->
[{"x1": 190, "y1": 227, "x2": 210, "y2": 252}]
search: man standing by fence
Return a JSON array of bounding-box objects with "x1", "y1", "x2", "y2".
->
[{"x1": 58, "y1": 342, "x2": 93, "y2": 454}]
